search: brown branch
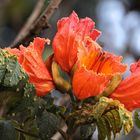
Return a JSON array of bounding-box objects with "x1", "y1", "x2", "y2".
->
[
  {"x1": 10, "y1": 0, "x2": 63, "y2": 48},
  {"x1": 57, "y1": 128, "x2": 68, "y2": 140},
  {"x1": 13, "y1": 0, "x2": 45, "y2": 44},
  {"x1": 0, "y1": 105, "x2": 5, "y2": 117}
]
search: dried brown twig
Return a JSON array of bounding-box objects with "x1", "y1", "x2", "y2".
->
[
  {"x1": 10, "y1": 0, "x2": 63, "y2": 48},
  {"x1": 13, "y1": 0, "x2": 45, "y2": 45}
]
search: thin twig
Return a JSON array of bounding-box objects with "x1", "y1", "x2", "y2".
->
[
  {"x1": 13, "y1": 0, "x2": 45, "y2": 44},
  {"x1": 10, "y1": 0, "x2": 63, "y2": 48},
  {"x1": 0, "y1": 106, "x2": 5, "y2": 117},
  {"x1": 15, "y1": 127, "x2": 39, "y2": 138},
  {"x1": 52, "y1": 125, "x2": 68, "y2": 140},
  {"x1": 57, "y1": 128, "x2": 68, "y2": 140},
  {"x1": 15, "y1": 127, "x2": 68, "y2": 140}
]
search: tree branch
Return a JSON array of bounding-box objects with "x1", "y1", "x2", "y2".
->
[
  {"x1": 13, "y1": 0, "x2": 45, "y2": 45},
  {"x1": 58, "y1": 128, "x2": 68, "y2": 140},
  {"x1": 10, "y1": 0, "x2": 63, "y2": 48}
]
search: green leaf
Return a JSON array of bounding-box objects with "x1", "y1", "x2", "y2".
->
[
  {"x1": 80, "y1": 123, "x2": 96, "y2": 139},
  {"x1": 97, "y1": 117, "x2": 107, "y2": 140},
  {"x1": 9, "y1": 83, "x2": 35, "y2": 113},
  {"x1": 0, "y1": 49, "x2": 30, "y2": 91},
  {"x1": 3, "y1": 56, "x2": 28, "y2": 87},
  {"x1": 134, "y1": 109, "x2": 140, "y2": 129},
  {"x1": 0, "y1": 120, "x2": 16, "y2": 140},
  {"x1": 133, "y1": 109, "x2": 140, "y2": 129},
  {"x1": 10, "y1": 120, "x2": 21, "y2": 140},
  {"x1": 93, "y1": 100, "x2": 109, "y2": 119},
  {"x1": 42, "y1": 94, "x2": 54, "y2": 109},
  {"x1": 37, "y1": 111, "x2": 59, "y2": 140},
  {"x1": 11, "y1": 119, "x2": 39, "y2": 140},
  {"x1": 0, "y1": 51, "x2": 6, "y2": 83},
  {"x1": 49, "y1": 105, "x2": 66, "y2": 116},
  {"x1": 0, "y1": 90, "x2": 22, "y2": 109},
  {"x1": 104, "y1": 109, "x2": 122, "y2": 138},
  {"x1": 119, "y1": 105, "x2": 133, "y2": 134},
  {"x1": 0, "y1": 49, "x2": 36, "y2": 114},
  {"x1": 68, "y1": 97, "x2": 133, "y2": 140},
  {"x1": 24, "y1": 135, "x2": 39, "y2": 140},
  {"x1": 102, "y1": 116, "x2": 111, "y2": 140},
  {"x1": 96, "y1": 97, "x2": 132, "y2": 139},
  {"x1": 23, "y1": 119, "x2": 39, "y2": 140}
]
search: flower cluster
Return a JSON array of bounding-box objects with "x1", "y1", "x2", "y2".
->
[
  {"x1": 6, "y1": 38, "x2": 54, "y2": 96},
  {"x1": 6, "y1": 11, "x2": 140, "y2": 111}
]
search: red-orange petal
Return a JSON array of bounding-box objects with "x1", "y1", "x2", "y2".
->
[
  {"x1": 72, "y1": 67, "x2": 111, "y2": 99},
  {"x1": 77, "y1": 38, "x2": 127, "y2": 75},
  {"x1": 72, "y1": 38, "x2": 127, "y2": 100},
  {"x1": 5, "y1": 37, "x2": 54, "y2": 96},
  {"x1": 130, "y1": 59, "x2": 140, "y2": 73},
  {"x1": 31, "y1": 37, "x2": 50, "y2": 55},
  {"x1": 52, "y1": 11, "x2": 101, "y2": 73},
  {"x1": 110, "y1": 60, "x2": 140, "y2": 111}
]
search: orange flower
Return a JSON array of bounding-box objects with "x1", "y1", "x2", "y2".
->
[
  {"x1": 110, "y1": 60, "x2": 140, "y2": 111},
  {"x1": 5, "y1": 37, "x2": 54, "y2": 96},
  {"x1": 52, "y1": 11, "x2": 101, "y2": 73},
  {"x1": 72, "y1": 38, "x2": 127, "y2": 100}
]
